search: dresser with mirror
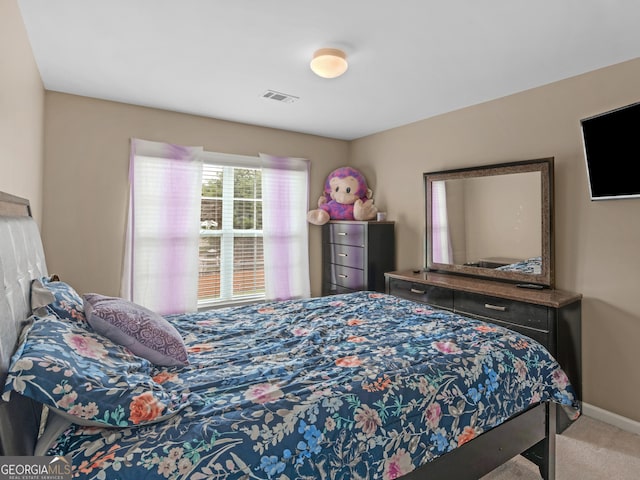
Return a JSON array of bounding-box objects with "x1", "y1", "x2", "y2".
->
[{"x1": 385, "y1": 157, "x2": 581, "y2": 433}]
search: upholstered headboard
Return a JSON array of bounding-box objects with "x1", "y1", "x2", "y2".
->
[{"x1": 0, "y1": 191, "x2": 48, "y2": 455}]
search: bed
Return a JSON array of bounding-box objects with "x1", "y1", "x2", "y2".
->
[
  {"x1": 0, "y1": 192, "x2": 579, "y2": 479},
  {"x1": 495, "y1": 257, "x2": 543, "y2": 275}
]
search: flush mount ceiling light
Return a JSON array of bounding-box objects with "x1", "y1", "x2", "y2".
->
[{"x1": 310, "y1": 48, "x2": 348, "y2": 79}]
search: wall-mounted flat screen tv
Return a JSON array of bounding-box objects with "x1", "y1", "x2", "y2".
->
[{"x1": 581, "y1": 101, "x2": 640, "y2": 201}]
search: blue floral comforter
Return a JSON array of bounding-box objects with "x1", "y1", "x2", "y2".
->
[
  {"x1": 7, "y1": 292, "x2": 579, "y2": 479},
  {"x1": 496, "y1": 256, "x2": 542, "y2": 274}
]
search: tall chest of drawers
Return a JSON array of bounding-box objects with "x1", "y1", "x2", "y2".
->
[
  {"x1": 385, "y1": 270, "x2": 582, "y2": 433},
  {"x1": 322, "y1": 221, "x2": 395, "y2": 296}
]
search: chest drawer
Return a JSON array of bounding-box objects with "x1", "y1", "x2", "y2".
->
[
  {"x1": 324, "y1": 283, "x2": 356, "y2": 295},
  {"x1": 454, "y1": 291, "x2": 549, "y2": 332},
  {"x1": 331, "y1": 264, "x2": 365, "y2": 290},
  {"x1": 329, "y1": 223, "x2": 365, "y2": 247},
  {"x1": 329, "y1": 244, "x2": 365, "y2": 269},
  {"x1": 388, "y1": 278, "x2": 453, "y2": 310}
]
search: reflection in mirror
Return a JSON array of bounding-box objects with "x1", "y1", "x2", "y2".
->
[
  {"x1": 425, "y1": 158, "x2": 553, "y2": 287},
  {"x1": 435, "y1": 172, "x2": 541, "y2": 269}
]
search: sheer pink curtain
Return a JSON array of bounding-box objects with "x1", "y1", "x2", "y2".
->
[
  {"x1": 260, "y1": 153, "x2": 310, "y2": 300},
  {"x1": 431, "y1": 180, "x2": 453, "y2": 264},
  {"x1": 121, "y1": 139, "x2": 203, "y2": 314}
]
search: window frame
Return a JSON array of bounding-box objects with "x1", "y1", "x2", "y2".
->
[{"x1": 198, "y1": 153, "x2": 265, "y2": 309}]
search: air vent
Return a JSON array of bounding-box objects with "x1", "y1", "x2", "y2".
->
[{"x1": 261, "y1": 90, "x2": 299, "y2": 104}]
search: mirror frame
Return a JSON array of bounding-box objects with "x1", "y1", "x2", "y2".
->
[{"x1": 425, "y1": 157, "x2": 554, "y2": 288}]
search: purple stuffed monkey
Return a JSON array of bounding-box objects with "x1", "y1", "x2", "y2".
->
[{"x1": 307, "y1": 167, "x2": 378, "y2": 225}]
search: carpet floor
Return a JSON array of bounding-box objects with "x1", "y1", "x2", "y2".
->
[{"x1": 481, "y1": 415, "x2": 640, "y2": 479}]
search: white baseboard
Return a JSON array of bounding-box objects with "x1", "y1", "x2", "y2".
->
[{"x1": 582, "y1": 402, "x2": 640, "y2": 436}]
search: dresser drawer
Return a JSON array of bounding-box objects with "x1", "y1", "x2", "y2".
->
[
  {"x1": 329, "y1": 223, "x2": 365, "y2": 247},
  {"x1": 325, "y1": 283, "x2": 357, "y2": 295},
  {"x1": 331, "y1": 264, "x2": 365, "y2": 290},
  {"x1": 329, "y1": 244, "x2": 365, "y2": 269},
  {"x1": 388, "y1": 278, "x2": 454, "y2": 310},
  {"x1": 454, "y1": 291, "x2": 549, "y2": 332},
  {"x1": 476, "y1": 316, "x2": 550, "y2": 348}
]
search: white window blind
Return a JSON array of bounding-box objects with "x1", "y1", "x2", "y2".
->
[{"x1": 198, "y1": 153, "x2": 265, "y2": 307}]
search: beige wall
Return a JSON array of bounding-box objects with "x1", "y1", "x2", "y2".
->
[
  {"x1": 0, "y1": 0, "x2": 44, "y2": 221},
  {"x1": 463, "y1": 172, "x2": 541, "y2": 262},
  {"x1": 42, "y1": 92, "x2": 348, "y2": 299},
  {"x1": 350, "y1": 57, "x2": 640, "y2": 422}
]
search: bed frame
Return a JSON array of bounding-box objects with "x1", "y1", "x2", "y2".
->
[
  {"x1": 0, "y1": 191, "x2": 49, "y2": 456},
  {"x1": 0, "y1": 190, "x2": 555, "y2": 478}
]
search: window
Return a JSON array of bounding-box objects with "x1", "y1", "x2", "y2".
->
[
  {"x1": 123, "y1": 139, "x2": 310, "y2": 315},
  {"x1": 198, "y1": 164, "x2": 265, "y2": 306}
]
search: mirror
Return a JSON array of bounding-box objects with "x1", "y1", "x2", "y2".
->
[{"x1": 425, "y1": 158, "x2": 554, "y2": 287}]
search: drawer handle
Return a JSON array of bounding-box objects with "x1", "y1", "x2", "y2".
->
[
  {"x1": 338, "y1": 253, "x2": 348, "y2": 257},
  {"x1": 484, "y1": 303, "x2": 507, "y2": 312},
  {"x1": 410, "y1": 288, "x2": 425, "y2": 295},
  {"x1": 337, "y1": 232, "x2": 348, "y2": 236},
  {"x1": 338, "y1": 274, "x2": 348, "y2": 279}
]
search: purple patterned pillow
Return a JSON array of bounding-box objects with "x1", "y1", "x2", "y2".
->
[{"x1": 83, "y1": 294, "x2": 188, "y2": 366}]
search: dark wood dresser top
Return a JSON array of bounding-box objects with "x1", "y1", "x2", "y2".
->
[{"x1": 385, "y1": 270, "x2": 582, "y2": 308}]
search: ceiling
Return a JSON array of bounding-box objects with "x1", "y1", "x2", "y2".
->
[{"x1": 17, "y1": 0, "x2": 640, "y2": 141}]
